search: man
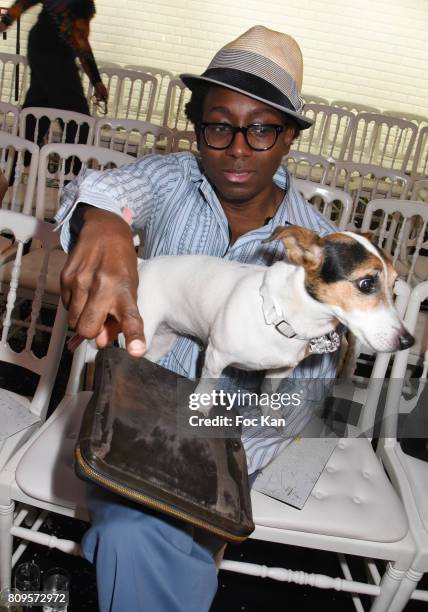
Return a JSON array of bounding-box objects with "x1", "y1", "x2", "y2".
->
[{"x1": 57, "y1": 25, "x2": 338, "y2": 612}]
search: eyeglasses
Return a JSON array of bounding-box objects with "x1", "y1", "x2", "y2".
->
[
  {"x1": 91, "y1": 95, "x2": 108, "y2": 116},
  {"x1": 199, "y1": 123, "x2": 285, "y2": 151}
]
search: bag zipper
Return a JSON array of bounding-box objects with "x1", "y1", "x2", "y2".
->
[{"x1": 75, "y1": 445, "x2": 248, "y2": 543}]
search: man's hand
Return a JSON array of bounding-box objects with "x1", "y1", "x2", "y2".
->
[{"x1": 60, "y1": 207, "x2": 146, "y2": 357}]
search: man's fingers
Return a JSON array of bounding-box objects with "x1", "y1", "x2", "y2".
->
[{"x1": 119, "y1": 307, "x2": 146, "y2": 356}]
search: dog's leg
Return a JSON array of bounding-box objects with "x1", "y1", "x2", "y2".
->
[{"x1": 144, "y1": 330, "x2": 178, "y2": 362}]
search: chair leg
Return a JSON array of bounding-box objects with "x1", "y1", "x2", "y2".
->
[
  {"x1": 387, "y1": 568, "x2": 423, "y2": 612},
  {"x1": 369, "y1": 562, "x2": 406, "y2": 612},
  {"x1": 0, "y1": 502, "x2": 14, "y2": 589}
]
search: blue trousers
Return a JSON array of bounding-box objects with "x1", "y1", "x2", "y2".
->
[{"x1": 82, "y1": 486, "x2": 218, "y2": 612}]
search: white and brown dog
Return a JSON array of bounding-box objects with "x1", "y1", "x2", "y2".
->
[{"x1": 134, "y1": 225, "x2": 414, "y2": 412}]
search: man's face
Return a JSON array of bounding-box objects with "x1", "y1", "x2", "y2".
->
[{"x1": 198, "y1": 86, "x2": 296, "y2": 207}]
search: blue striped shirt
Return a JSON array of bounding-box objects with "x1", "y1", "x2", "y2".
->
[{"x1": 56, "y1": 152, "x2": 339, "y2": 474}]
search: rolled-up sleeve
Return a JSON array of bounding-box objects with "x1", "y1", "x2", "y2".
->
[{"x1": 55, "y1": 158, "x2": 157, "y2": 252}]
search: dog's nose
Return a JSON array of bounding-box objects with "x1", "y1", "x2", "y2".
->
[{"x1": 398, "y1": 332, "x2": 415, "y2": 350}]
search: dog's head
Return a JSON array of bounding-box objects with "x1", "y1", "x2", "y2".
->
[{"x1": 263, "y1": 226, "x2": 414, "y2": 353}]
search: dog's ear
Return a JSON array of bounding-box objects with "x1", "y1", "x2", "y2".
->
[{"x1": 263, "y1": 226, "x2": 323, "y2": 270}]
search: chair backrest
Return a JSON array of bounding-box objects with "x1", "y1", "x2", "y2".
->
[
  {"x1": 383, "y1": 110, "x2": 428, "y2": 131},
  {"x1": 170, "y1": 129, "x2": 198, "y2": 153},
  {"x1": 411, "y1": 179, "x2": 428, "y2": 203},
  {"x1": 410, "y1": 125, "x2": 428, "y2": 181},
  {"x1": 331, "y1": 161, "x2": 410, "y2": 231},
  {"x1": 293, "y1": 177, "x2": 353, "y2": 230},
  {"x1": 35, "y1": 143, "x2": 135, "y2": 220},
  {"x1": 283, "y1": 151, "x2": 331, "y2": 184},
  {"x1": 346, "y1": 112, "x2": 418, "y2": 171},
  {"x1": 0, "y1": 133, "x2": 39, "y2": 215},
  {"x1": 19, "y1": 107, "x2": 95, "y2": 146},
  {"x1": 87, "y1": 68, "x2": 157, "y2": 121},
  {"x1": 0, "y1": 52, "x2": 29, "y2": 106},
  {"x1": 124, "y1": 64, "x2": 174, "y2": 120},
  {"x1": 361, "y1": 198, "x2": 428, "y2": 285},
  {"x1": 94, "y1": 118, "x2": 173, "y2": 156},
  {"x1": 330, "y1": 100, "x2": 381, "y2": 114},
  {"x1": 301, "y1": 93, "x2": 329, "y2": 105},
  {"x1": 0, "y1": 102, "x2": 19, "y2": 134},
  {"x1": 0, "y1": 209, "x2": 68, "y2": 420},
  {"x1": 162, "y1": 79, "x2": 192, "y2": 131},
  {"x1": 292, "y1": 103, "x2": 355, "y2": 161}
]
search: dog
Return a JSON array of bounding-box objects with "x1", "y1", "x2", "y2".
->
[{"x1": 134, "y1": 225, "x2": 414, "y2": 415}]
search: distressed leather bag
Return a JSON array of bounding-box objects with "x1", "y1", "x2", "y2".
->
[{"x1": 75, "y1": 347, "x2": 254, "y2": 543}]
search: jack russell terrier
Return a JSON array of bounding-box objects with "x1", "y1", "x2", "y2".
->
[{"x1": 132, "y1": 225, "x2": 414, "y2": 414}]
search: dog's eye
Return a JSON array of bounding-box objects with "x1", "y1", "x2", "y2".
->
[{"x1": 356, "y1": 277, "x2": 377, "y2": 294}]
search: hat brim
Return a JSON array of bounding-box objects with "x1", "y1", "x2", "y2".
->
[{"x1": 180, "y1": 73, "x2": 313, "y2": 130}]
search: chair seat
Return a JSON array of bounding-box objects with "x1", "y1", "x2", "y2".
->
[
  {"x1": 15, "y1": 394, "x2": 409, "y2": 542},
  {"x1": 1, "y1": 248, "x2": 67, "y2": 296},
  {"x1": 396, "y1": 446, "x2": 428, "y2": 537},
  {"x1": 0, "y1": 389, "x2": 38, "y2": 440},
  {"x1": 15, "y1": 392, "x2": 92, "y2": 510},
  {"x1": 251, "y1": 437, "x2": 408, "y2": 542}
]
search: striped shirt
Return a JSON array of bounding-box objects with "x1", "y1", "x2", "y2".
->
[{"x1": 56, "y1": 152, "x2": 339, "y2": 474}]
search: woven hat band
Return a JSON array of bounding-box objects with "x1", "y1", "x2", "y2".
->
[
  {"x1": 208, "y1": 48, "x2": 304, "y2": 113},
  {"x1": 201, "y1": 68, "x2": 295, "y2": 112}
]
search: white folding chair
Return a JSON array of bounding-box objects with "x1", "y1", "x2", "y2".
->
[
  {"x1": 361, "y1": 198, "x2": 428, "y2": 287},
  {"x1": 0, "y1": 53, "x2": 29, "y2": 106},
  {"x1": 283, "y1": 150, "x2": 332, "y2": 184},
  {"x1": 0, "y1": 102, "x2": 19, "y2": 135},
  {"x1": 162, "y1": 79, "x2": 192, "y2": 131},
  {"x1": 87, "y1": 68, "x2": 157, "y2": 121},
  {"x1": 0, "y1": 210, "x2": 68, "y2": 472},
  {"x1": 0, "y1": 133, "x2": 39, "y2": 217},
  {"x1": 293, "y1": 103, "x2": 355, "y2": 161},
  {"x1": 376, "y1": 280, "x2": 428, "y2": 610},
  {"x1": 170, "y1": 129, "x2": 198, "y2": 153},
  {"x1": 0, "y1": 338, "x2": 92, "y2": 590},
  {"x1": 219, "y1": 283, "x2": 417, "y2": 612},
  {"x1": 293, "y1": 177, "x2": 353, "y2": 230},
  {"x1": 410, "y1": 126, "x2": 428, "y2": 182},
  {"x1": 331, "y1": 162, "x2": 410, "y2": 231},
  {"x1": 125, "y1": 65, "x2": 174, "y2": 124},
  {"x1": 331, "y1": 100, "x2": 381, "y2": 114},
  {"x1": 19, "y1": 107, "x2": 95, "y2": 147},
  {"x1": 4, "y1": 144, "x2": 135, "y2": 313},
  {"x1": 94, "y1": 117, "x2": 173, "y2": 156},
  {"x1": 347, "y1": 113, "x2": 418, "y2": 172}
]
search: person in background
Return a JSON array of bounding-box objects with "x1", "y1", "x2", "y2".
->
[
  {"x1": 56, "y1": 26, "x2": 340, "y2": 612},
  {"x1": 0, "y1": 0, "x2": 107, "y2": 147}
]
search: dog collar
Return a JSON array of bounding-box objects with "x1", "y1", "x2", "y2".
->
[{"x1": 259, "y1": 283, "x2": 341, "y2": 354}]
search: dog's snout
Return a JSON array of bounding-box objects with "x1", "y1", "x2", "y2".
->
[{"x1": 398, "y1": 332, "x2": 415, "y2": 351}]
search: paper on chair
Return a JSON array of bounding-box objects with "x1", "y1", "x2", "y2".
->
[
  {"x1": 0, "y1": 390, "x2": 39, "y2": 439},
  {"x1": 253, "y1": 420, "x2": 339, "y2": 509}
]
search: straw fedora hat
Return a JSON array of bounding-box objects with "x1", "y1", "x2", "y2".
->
[{"x1": 180, "y1": 25, "x2": 312, "y2": 130}]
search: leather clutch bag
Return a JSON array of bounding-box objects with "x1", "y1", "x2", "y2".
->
[{"x1": 75, "y1": 347, "x2": 255, "y2": 543}]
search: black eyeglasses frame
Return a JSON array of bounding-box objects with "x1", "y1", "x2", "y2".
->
[{"x1": 198, "y1": 123, "x2": 285, "y2": 151}]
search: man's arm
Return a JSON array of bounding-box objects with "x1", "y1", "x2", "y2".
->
[
  {"x1": 61, "y1": 205, "x2": 145, "y2": 356},
  {"x1": 56, "y1": 159, "x2": 159, "y2": 356}
]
